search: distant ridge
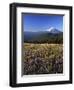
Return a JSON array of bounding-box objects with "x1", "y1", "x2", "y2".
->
[{"x1": 24, "y1": 27, "x2": 63, "y2": 44}]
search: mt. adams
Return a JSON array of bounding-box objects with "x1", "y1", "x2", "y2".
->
[{"x1": 46, "y1": 27, "x2": 62, "y2": 34}]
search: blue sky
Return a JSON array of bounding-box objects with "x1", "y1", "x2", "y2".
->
[{"x1": 22, "y1": 14, "x2": 63, "y2": 32}]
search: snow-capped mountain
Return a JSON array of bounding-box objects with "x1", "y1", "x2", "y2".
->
[{"x1": 46, "y1": 27, "x2": 62, "y2": 34}]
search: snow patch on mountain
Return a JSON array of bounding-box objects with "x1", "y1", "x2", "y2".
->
[{"x1": 46, "y1": 27, "x2": 62, "y2": 34}]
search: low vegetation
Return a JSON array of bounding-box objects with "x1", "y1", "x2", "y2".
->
[{"x1": 22, "y1": 43, "x2": 63, "y2": 75}]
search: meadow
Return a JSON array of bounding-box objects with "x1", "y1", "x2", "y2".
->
[{"x1": 23, "y1": 43, "x2": 63, "y2": 75}]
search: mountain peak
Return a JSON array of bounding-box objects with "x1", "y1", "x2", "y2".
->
[{"x1": 46, "y1": 27, "x2": 62, "y2": 34}]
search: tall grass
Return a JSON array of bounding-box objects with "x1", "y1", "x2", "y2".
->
[{"x1": 23, "y1": 43, "x2": 63, "y2": 75}]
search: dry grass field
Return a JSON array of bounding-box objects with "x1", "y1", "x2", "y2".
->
[{"x1": 23, "y1": 43, "x2": 63, "y2": 75}]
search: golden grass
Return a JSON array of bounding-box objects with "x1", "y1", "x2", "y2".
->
[
  {"x1": 23, "y1": 43, "x2": 63, "y2": 61},
  {"x1": 23, "y1": 43, "x2": 63, "y2": 74}
]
